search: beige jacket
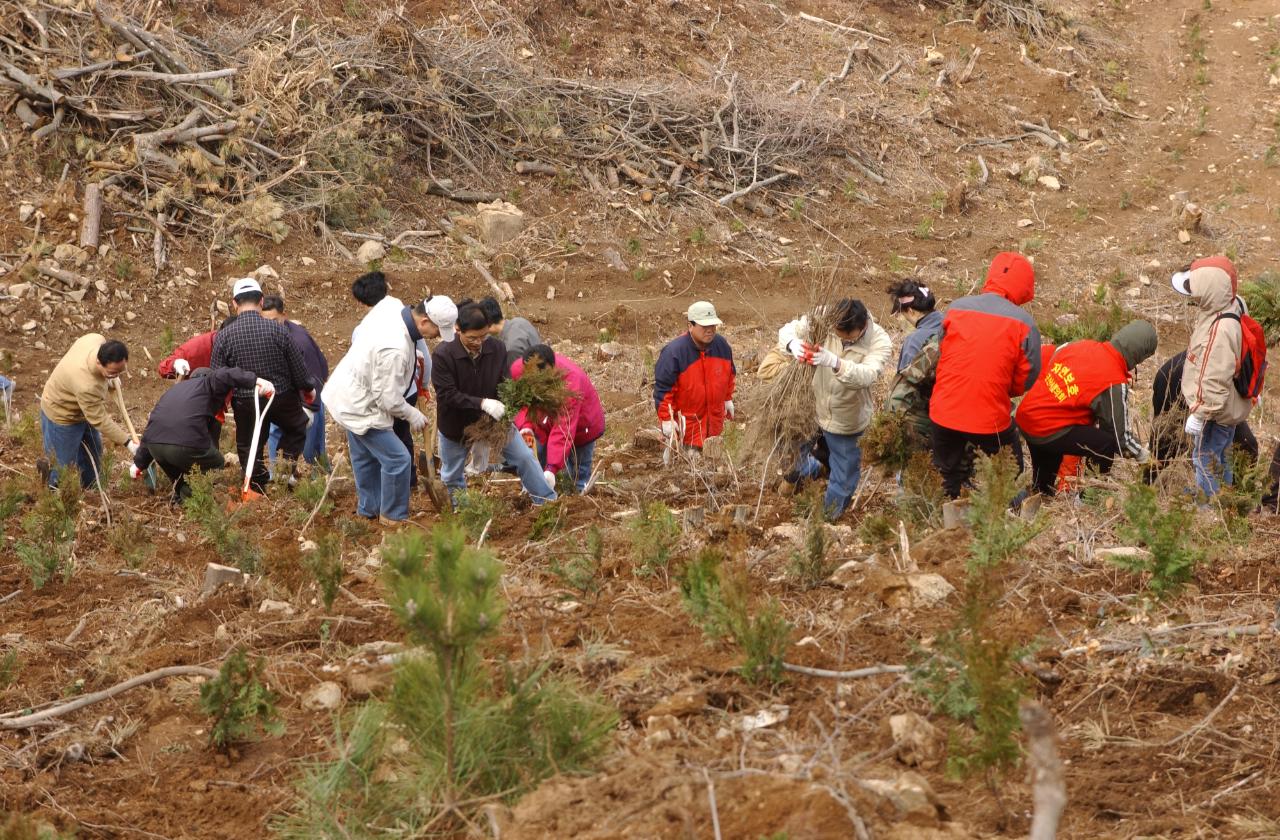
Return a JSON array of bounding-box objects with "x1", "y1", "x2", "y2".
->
[
  {"x1": 777, "y1": 314, "x2": 893, "y2": 435},
  {"x1": 1181, "y1": 265, "x2": 1253, "y2": 426},
  {"x1": 40, "y1": 333, "x2": 131, "y2": 445}
]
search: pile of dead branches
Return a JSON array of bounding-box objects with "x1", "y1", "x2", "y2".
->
[{"x1": 1, "y1": 2, "x2": 856, "y2": 249}]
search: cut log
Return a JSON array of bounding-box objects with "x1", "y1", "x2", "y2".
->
[
  {"x1": 515, "y1": 160, "x2": 557, "y2": 176},
  {"x1": 13, "y1": 99, "x2": 39, "y2": 128},
  {"x1": 79, "y1": 183, "x2": 102, "y2": 249}
]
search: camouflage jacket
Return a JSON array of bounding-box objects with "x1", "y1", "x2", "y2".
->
[{"x1": 887, "y1": 334, "x2": 940, "y2": 436}]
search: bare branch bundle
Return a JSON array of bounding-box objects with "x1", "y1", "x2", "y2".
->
[
  {"x1": 0, "y1": 2, "x2": 862, "y2": 247},
  {"x1": 463, "y1": 417, "x2": 514, "y2": 452}
]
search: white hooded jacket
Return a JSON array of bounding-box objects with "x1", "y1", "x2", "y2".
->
[
  {"x1": 1180, "y1": 262, "x2": 1253, "y2": 427},
  {"x1": 323, "y1": 296, "x2": 419, "y2": 435}
]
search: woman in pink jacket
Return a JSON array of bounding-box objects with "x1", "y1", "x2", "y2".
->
[{"x1": 512, "y1": 345, "x2": 605, "y2": 493}]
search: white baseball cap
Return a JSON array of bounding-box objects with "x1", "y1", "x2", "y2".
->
[
  {"x1": 231, "y1": 277, "x2": 262, "y2": 298},
  {"x1": 687, "y1": 300, "x2": 723, "y2": 326},
  {"x1": 1170, "y1": 269, "x2": 1193, "y2": 296},
  {"x1": 424, "y1": 295, "x2": 458, "y2": 342}
]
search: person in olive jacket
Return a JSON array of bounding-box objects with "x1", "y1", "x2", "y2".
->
[
  {"x1": 430, "y1": 302, "x2": 555, "y2": 505},
  {"x1": 130, "y1": 367, "x2": 270, "y2": 502}
]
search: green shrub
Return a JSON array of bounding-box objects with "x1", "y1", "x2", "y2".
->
[
  {"x1": 549, "y1": 526, "x2": 603, "y2": 597},
  {"x1": 679, "y1": 547, "x2": 732, "y2": 639},
  {"x1": 529, "y1": 499, "x2": 563, "y2": 541},
  {"x1": 290, "y1": 473, "x2": 332, "y2": 525},
  {"x1": 108, "y1": 514, "x2": 153, "y2": 569},
  {"x1": 1038, "y1": 303, "x2": 1127, "y2": 345},
  {"x1": 628, "y1": 501, "x2": 681, "y2": 577},
  {"x1": 0, "y1": 648, "x2": 19, "y2": 690},
  {"x1": 16, "y1": 473, "x2": 80, "y2": 589},
  {"x1": 451, "y1": 488, "x2": 506, "y2": 542},
  {"x1": 200, "y1": 648, "x2": 284, "y2": 751},
  {"x1": 276, "y1": 526, "x2": 616, "y2": 836},
  {"x1": 1112, "y1": 479, "x2": 1205, "y2": 598},
  {"x1": 304, "y1": 531, "x2": 344, "y2": 609},
  {"x1": 184, "y1": 470, "x2": 261, "y2": 572},
  {"x1": 788, "y1": 499, "x2": 832, "y2": 586},
  {"x1": 1241, "y1": 270, "x2": 1280, "y2": 344}
]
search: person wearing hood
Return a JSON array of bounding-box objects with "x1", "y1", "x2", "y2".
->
[
  {"x1": 1176, "y1": 256, "x2": 1255, "y2": 495},
  {"x1": 777, "y1": 298, "x2": 893, "y2": 520},
  {"x1": 323, "y1": 291, "x2": 429, "y2": 523},
  {"x1": 929, "y1": 252, "x2": 1041, "y2": 498},
  {"x1": 1016, "y1": 321, "x2": 1157, "y2": 496},
  {"x1": 511, "y1": 345, "x2": 605, "y2": 494},
  {"x1": 885, "y1": 279, "x2": 943, "y2": 446}
]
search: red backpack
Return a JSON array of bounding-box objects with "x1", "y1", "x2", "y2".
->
[{"x1": 1215, "y1": 312, "x2": 1268, "y2": 399}]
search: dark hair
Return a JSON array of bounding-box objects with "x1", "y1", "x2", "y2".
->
[
  {"x1": 218, "y1": 314, "x2": 237, "y2": 331},
  {"x1": 456, "y1": 303, "x2": 489, "y2": 333},
  {"x1": 97, "y1": 339, "x2": 129, "y2": 365},
  {"x1": 478, "y1": 296, "x2": 504, "y2": 325},
  {"x1": 522, "y1": 344, "x2": 556, "y2": 369},
  {"x1": 410, "y1": 294, "x2": 436, "y2": 317},
  {"x1": 831, "y1": 298, "x2": 869, "y2": 334},
  {"x1": 351, "y1": 271, "x2": 388, "y2": 307},
  {"x1": 234, "y1": 290, "x2": 263, "y2": 306},
  {"x1": 887, "y1": 279, "x2": 935, "y2": 314},
  {"x1": 261, "y1": 294, "x2": 285, "y2": 313}
]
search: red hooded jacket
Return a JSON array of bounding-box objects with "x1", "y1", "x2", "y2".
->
[
  {"x1": 1016, "y1": 341, "x2": 1131, "y2": 438},
  {"x1": 929, "y1": 252, "x2": 1041, "y2": 434}
]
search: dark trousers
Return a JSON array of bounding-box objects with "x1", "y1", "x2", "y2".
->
[
  {"x1": 391, "y1": 393, "x2": 419, "y2": 488},
  {"x1": 233, "y1": 391, "x2": 306, "y2": 492},
  {"x1": 1027, "y1": 426, "x2": 1118, "y2": 496},
  {"x1": 931, "y1": 423, "x2": 1023, "y2": 499},
  {"x1": 149, "y1": 442, "x2": 225, "y2": 502}
]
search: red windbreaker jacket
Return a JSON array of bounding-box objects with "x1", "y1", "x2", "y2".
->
[
  {"x1": 929, "y1": 252, "x2": 1041, "y2": 434},
  {"x1": 157, "y1": 330, "x2": 216, "y2": 379},
  {"x1": 1016, "y1": 340, "x2": 1130, "y2": 437},
  {"x1": 653, "y1": 332, "x2": 735, "y2": 447}
]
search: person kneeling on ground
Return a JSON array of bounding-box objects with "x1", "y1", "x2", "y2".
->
[
  {"x1": 1015, "y1": 321, "x2": 1158, "y2": 496},
  {"x1": 39, "y1": 334, "x2": 135, "y2": 489},
  {"x1": 130, "y1": 367, "x2": 267, "y2": 502},
  {"x1": 778, "y1": 298, "x2": 892, "y2": 520},
  {"x1": 432, "y1": 303, "x2": 555, "y2": 505},
  {"x1": 323, "y1": 287, "x2": 430, "y2": 524},
  {"x1": 511, "y1": 344, "x2": 605, "y2": 494}
]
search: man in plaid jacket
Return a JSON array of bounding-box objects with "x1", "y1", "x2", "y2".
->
[{"x1": 212, "y1": 277, "x2": 317, "y2": 492}]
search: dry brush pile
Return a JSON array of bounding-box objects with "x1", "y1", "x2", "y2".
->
[{"x1": 1, "y1": 1, "x2": 863, "y2": 251}]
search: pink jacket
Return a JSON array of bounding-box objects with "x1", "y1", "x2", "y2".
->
[{"x1": 512, "y1": 355, "x2": 605, "y2": 472}]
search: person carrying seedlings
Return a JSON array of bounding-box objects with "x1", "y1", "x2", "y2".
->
[
  {"x1": 929, "y1": 251, "x2": 1041, "y2": 498},
  {"x1": 1015, "y1": 321, "x2": 1157, "y2": 496},
  {"x1": 129, "y1": 367, "x2": 269, "y2": 502},
  {"x1": 38, "y1": 334, "x2": 135, "y2": 489},
  {"x1": 211, "y1": 277, "x2": 317, "y2": 493},
  {"x1": 392, "y1": 295, "x2": 458, "y2": 486},
  {"x1": 478, "y1": 295, "x2": 543, "y2": 370},
  {"x1": 654, "y1": 301, "x2": 736, "y2": 451},
  {"x1": 260, "y1": 294, "x2": 329, "y2": 471},
  {"x1": 884, "y1": 279, "x2": 943, "y2": 445},
  {"x1": 432, "y1": 302, "x2": 555, "y2": 505},
  {"x1": 157, "y1": 316, "x2": 236, "y2": 379},
  {"x1": 1176, "y1": 256, "x2": 1260, "y2": 496},
  {"x1": 324, "y1": 291, "x2": 430, "y2": 524},
  {"x1": 776, "y1": 298, "x2": 893, "y2": 519},
  {"x1": 511, "y1": 344, "x2": 605, "y2": 494}
]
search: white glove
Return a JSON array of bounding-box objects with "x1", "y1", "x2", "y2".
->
[
  {"x1": 1184, "y1": 414, "x2": 1206, "y2": 437},
  {"x1": 105, "y1": 376, "x2": 120, "y2": 391},
  {"x1": 173, "y1": 358, "x2": 191, "y2": 377},
  {"x1": 480, "y1": 398, "x2": 505, "y2": 421},
  {"x1": 724, "y1": 400, "x2": 735, "y2": 420},
  {"x1": 787, "y1": 339, "x2": 807, "y2": 361},
  {"x1": 255, "y1": 378, "x2": 275, "y2": 397},
  {"x1": 809, "y1": 346, "x2": 840, "y2": 370},
  {"x1": 301, "y1": 404, "x2": 316, "y2": 428},
  {"x1": 127, "y1": 440, "x2": 139, "y2": 456},
  {"x1": 661, "y1": 419, "x2": 677, "y2": 438},
  {"x1": 128, "y1": 463, "x2": 142, "y2": 479},
  {"x1": 407, "y1": 406, "x2": 428, "y2": 432},
  {"x1": 543, "y1": 470, "x2": 556, "y2": 491}
]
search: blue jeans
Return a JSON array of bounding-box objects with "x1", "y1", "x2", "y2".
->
[
  {"x1": 797, "y1": 429, "x2": 862, "y2": 520},
  {"x1": 347, "y1": 427, "x2": 411, "y2": 520},
  {"x1": 536, "y1": 439, "x2": 596, "y2": 493},
  {"x1": 439, "y1": 425, "x2": 556, "y2": 505},
  {"x1": 268, "y1": 398, "x2": 327, "y2": 470},
  {"x1": 40, "y1": 409, "x2": 102, "y2": 489},
  {"x1": 1193, "y1": 421, "x2": 1236, "y2": 496}
]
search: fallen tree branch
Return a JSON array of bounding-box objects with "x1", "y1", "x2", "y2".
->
[
  {"x1": 717, "y1": 170, "x2": 793, "y2": 205},
  {"x1": 1020, "y1": 700, "x2": 1066, "y2": 840},
  {"x1": 797, "y1": 12, "x2": 891, "y2": 44},
  {"x1": 783, "y1": 662, "x2": 908, "y2": 679},
  {"x1": 0, "y1": 665, "x2": 219, "y2": 729}
]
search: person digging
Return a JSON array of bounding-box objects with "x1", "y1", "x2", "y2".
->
[
  {"x1": 130, "y1": 367, "x2": 268, "y2": 503},
  {"x1": 39, "y1": 334, "x2": 136, "y2": 489}
]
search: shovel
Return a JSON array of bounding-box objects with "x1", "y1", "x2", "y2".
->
[
  {"x1": 237, "y1": 391, "x2": 274, "y2": 504},
  {"x1": 112, "y1": 380, "x2": 157, "y2": 490},
  {"x1": 418, "y1": 422, "x2": 447, "y2": 513}
]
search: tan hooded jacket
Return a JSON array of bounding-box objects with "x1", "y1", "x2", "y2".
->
[
  {"x1": 1180, "y1": 262, "x2": 1253, "y2": 426},
  {"x1": 777, "y1": 313, "x2": 893, "y2": 436}
]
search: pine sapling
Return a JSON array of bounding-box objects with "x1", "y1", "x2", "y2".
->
[
  {"x1": 628, "y1": 501, "x2": 681, "y2": 578},
  {"x1": 16, "y1": 471, "x2": 80, "y2": 589},
  {"x1": 1113, "y1": 479, "x2": 1205, "y2": 598},
  {"x1": 304, "y1": 530, "x2": 344, "y2": 609},
  {"x1": 678, "y1": 547, "x2": 732, "y2": 639},
  {"x1": 199, "y1": 648, "x2": 284, "y2": 751},
  {"x1": 549, "y1": 525, "x2": 603, "y2": 597},
  {"x1": 788, "y1": 494, "x2": 831, "y2": 586}
]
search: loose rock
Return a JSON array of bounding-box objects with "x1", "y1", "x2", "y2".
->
[
  {"x1": 258, "y1": 599, "x2": 295, "y2": 616},
  {"x1": 476, "y1": 200, "x2": 525, "y2": 246},
  {"x1": 888, "y1": 712, "x2": 942, "y2": 768},
  {"x1": 202, "y1": 563, "x2": 246, "y2": 596},
  {"x1": 302, "y1": 681, "x2": 344, "y2": 711},
  {"x1": 355, "y1": 240, "x2": 386, "y2": 265}
]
